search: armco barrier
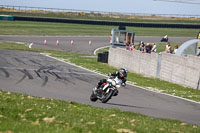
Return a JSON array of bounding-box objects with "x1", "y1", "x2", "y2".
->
[
  {"x1": 13, "y1": 16, "x2": 200, "y2": 29},
  {"x1": 108, "y1": 47, "x2": 200, "y2": 89}
]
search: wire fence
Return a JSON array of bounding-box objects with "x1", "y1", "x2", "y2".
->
[{"x1": 0, "y1": 5, "x2": 200, "y2": 18}]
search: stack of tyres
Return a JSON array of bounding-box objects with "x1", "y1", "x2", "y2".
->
[
  {"x1": 97, "y1": 52, "x2": 109, "y2": 63},
  {"x1": 103, "y1": 51, "x2": 109, "y2": 63},
  {"x1": 97, "y1": 53, "x2": 103, "y2": 62}
]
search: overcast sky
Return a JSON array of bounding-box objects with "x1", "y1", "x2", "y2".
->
[{"x1": 1, "y1": 0, "x2": 200, "y2": 15}]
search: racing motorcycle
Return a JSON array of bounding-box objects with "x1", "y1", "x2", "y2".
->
[
  {"x1": 160, "y1": 35, "x2": 168, "y2": 42},
  {"x1": 90, "y1": 76, "x2": 123, "y2": 103}
]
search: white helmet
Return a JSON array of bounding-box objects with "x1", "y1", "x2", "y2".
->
[{"x1": 120, "y1": 68, "x2": 128, "y2": 77}]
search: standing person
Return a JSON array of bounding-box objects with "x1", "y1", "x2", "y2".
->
[
  {"x1": 151, "y1": 43, "x2": 157, "y2": 52},
  {"x1": 173, "y1": 44, "x2": 179, "y2": 54},
  {"x1": 129, "y1": 43, "x2": 135, "y2": 51},
  {"x1": 139, "y1": 41, "x2": 145, "y2": 52},
  {"x1": 145, "y1": 43, "x2": 151, "y2": 53},
  {"x1": 110, "y1": 34, "x2": 112, "y2": 44},
  {"x1": 165, "y1": 42, "x2": 171, "y2": 53},
  {"x1": 126, "y1": 42, "x2": 130, "y2": 50}
]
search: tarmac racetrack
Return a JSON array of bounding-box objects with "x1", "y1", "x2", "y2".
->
[
  {"x1": 0, "y1": 35, "x2": 194, "y2": 54},
  {"x1": 0, "y1": 36, "x2": 200, "y2": 125}
]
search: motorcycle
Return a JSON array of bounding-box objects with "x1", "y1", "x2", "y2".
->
[
  {"x1": 160, "y1": 35, "x2": 168, "y2": 42},
  {"x1": 90, "y1": 76, "x2": 123, "y2": 103}
]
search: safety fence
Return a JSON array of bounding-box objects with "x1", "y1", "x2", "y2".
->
[
  {"x1": 11, "y1": 16, "x2": 200, "y2": 29},
  {"x1": 108, "y1": 47, "x2": 200, "y2": 89}
]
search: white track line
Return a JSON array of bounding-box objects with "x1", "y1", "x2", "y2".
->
[
  {"x1": 93, "y1": 46, "x2": 110, "y2": 55},
  {"x1": 40, "y1": 53, "x2": 200, "y2": 104},
  {"x1": 0, "y1": 41, "x2": 26, "y2": 44},
  {"x1": 29, "y1": 42, "x2": 33, "y2": 48}
]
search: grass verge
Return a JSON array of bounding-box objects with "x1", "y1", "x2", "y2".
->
[
  {"x1": 0, "y1": 90, "x2": 200, "y2": 133},
  {"x1": 0, "y1": 20, "x2": 199, "y2": 37}
]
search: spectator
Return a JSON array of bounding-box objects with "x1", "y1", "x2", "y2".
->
[
  {"x1": 151, "y1": 43, "x2": 157, "y2": 52},
  {"x1": 165, "y1": 42, "x2": 171, "y2": 53},
  {"x1": 139, "y1": 41, "x2": 145, "y2": 52},
  {"x1": 110, "y1": 34, "x2": 112, "y2": 44},
  {"x1": 173, "y1": 44, "x2": 179, "y2": 54},
  {"x1": 126, "y1": 42, "x2": 130, "y2": 50},
  {"x1": 145, "y1": 43, "x2": 151, "y2": 53},
  {"x1": 129, "y1": 43, "x2": 135, "y2": 51},
  {"x1": 197, "y1": 47, "x2": 200, "y2": 56}
]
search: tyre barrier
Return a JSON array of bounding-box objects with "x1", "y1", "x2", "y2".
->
[
  {"x1": 13, "y1": 16, "x2": 200, "y2": 29},
  {"x1": 98, "y1": 51, "x2": 109, "y2": 63}
]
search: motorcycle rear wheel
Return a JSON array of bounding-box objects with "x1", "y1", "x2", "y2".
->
[{"x1": 101, "y1": 89, "x2": 114, "y2": 103}]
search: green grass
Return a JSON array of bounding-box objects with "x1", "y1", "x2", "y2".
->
[
  {"x1": 0, "y1": 20, "x2": 199, "y2": 37},
  {"x1": 0, "y1": 42, "x2": 200, "y2": 102},
  {"x1": 0, "y1": 42, "x2": 200, "y2": 132},
  {"x1": 0, "y1": 90, "x2": 199, "y2": 133},
  {"x1": 0, "y1": 21, "x2": 115, "y2": 36}
]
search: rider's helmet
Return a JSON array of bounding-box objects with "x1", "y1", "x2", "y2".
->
[{"x1": 119, "y1": 68, "x2": 128, "y2": 78}]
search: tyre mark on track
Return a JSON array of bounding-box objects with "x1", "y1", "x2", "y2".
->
[
  {"x1": 0, "y1": 68, "x2": 9, "y2": 77},
  {"x1": 0, "y1": 65, "x2": 96, "y2": 87},
  {"x1": 14, "y1": 58, "x2": 27, "y2": 65},
  {"x1": 16, "y1": 69, "x2": 34, "y2": 84}
]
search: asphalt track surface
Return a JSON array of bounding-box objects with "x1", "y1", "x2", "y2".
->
[
  {"x1": 0, "y1": 36, "x2": 200, "y2": 125},
  {"x1": 0, "y1": 35, "x2": 194, "y2": 55}
]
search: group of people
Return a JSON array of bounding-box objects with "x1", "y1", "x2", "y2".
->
[
  {"x1": 125, "y1": 41, "x2": 157, "y2": 53},
  {"x1": 139, "y1": 41, "x2": 157, "y2": 53},
  {"x1": 165, "y1": 42, "x2": 179, "y2": 54},
  {"x1": 125, "y1": 41, "x2": 179, "y2": 54}
]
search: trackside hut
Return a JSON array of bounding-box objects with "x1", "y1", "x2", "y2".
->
[{"x1": 110, "y1": 29, "x2": 135, "y2": 47}]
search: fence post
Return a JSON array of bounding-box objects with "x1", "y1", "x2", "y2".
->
[
  {"x1": 197, "y1": 72, "x2": 200, "y2": 90},
  {"x1": 156, "y1": 53, "x2": 162, "y2": 78}
]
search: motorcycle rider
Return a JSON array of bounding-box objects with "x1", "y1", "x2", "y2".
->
[
  {"x1": 161, "y1": 35, "x2": 168, "y2": 42},
  {"x1": 95, "y1": 68, "x2": 128, "y2": 96}
]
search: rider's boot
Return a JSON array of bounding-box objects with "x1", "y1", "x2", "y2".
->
[
  {"x1": 113, "y1": 89, "x2": 119, "y2": 96},
  {"x1": 94, "y1": 83, "x2": 101, "y2": 92}
]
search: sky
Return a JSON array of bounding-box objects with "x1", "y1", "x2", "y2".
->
[{"x1": 0, "y1": 0, "x2": 200, "y2": 16}]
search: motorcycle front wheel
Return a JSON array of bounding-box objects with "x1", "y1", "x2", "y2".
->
[{"x1": 90, "y1": 91, "x2": 98, "y2": 102}]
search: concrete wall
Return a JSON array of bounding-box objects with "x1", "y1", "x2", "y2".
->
[
  {"x1": 108, "y1": 47, "x2": 200, "y2": 89},
  {"x1": 108, "y1": 48, "x2": 159, "y2": 78},
  {"x1": 160, "y1": 53, "x2": 200, "y2": 89}
]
